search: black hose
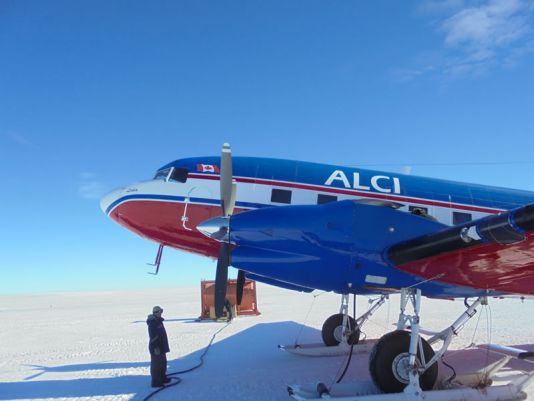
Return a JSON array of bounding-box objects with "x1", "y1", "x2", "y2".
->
[
  {"x1": 142, "y1": 377, "x2": 182, "y2": 401},
  {"x1": 441, "y1": 355, "x2": 457, "y2": 386},
  {"x1": 335, "y1": 294, "x2": 357, "y2": 384},
  {"x1": 167, "y1": 321, "x2": 230, "y2": 376},
  {"x1": 335, "y1": 343, "x2": 355, "y2": 384}
]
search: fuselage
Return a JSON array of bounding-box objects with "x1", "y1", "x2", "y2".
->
[{"x1": 101, "y1": 156, "x2": 534, "y2": 297}]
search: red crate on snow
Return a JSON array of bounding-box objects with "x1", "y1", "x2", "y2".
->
[{"x1": 200, "y1": 279, "x2": 260, "y2": 320}]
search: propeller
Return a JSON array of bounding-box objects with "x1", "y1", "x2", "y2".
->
[
  {"x1": 214, "y1": 143, "x2": 238, "y2": 318},
  {"x1": 198, "y1": 143, "x2": 246, "y2": 318}
]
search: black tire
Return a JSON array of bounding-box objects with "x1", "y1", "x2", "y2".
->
[
  {"x1": 369, "y1": 330, "x2": 438, "y2": 393},
  {"x1": 321, "y1": 314, "x2": 360, "y2": 346}
]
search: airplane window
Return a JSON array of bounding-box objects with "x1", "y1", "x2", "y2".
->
[
  {"x1": 318, "y1": 194, "x2": 337, "y2": 204},
  {"x1": 409, "y1": 206, "x2": 428, "y2": 215},
  {"x1": 169, "y1": 167, "x2": 188, "y2": 183},
  {"x1": 153, "y1": 168, "x2": 171, "y2": 181},
  {"x1": 453, "y1": 211, "x2": 472, "y2": 225},
  {"x1": 271, "y1": 189, "x2": 292, "y2": 204}
]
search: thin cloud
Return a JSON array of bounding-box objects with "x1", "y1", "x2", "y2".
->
[
  {"x1": 503, "y1": 38, "x2": 534, "y2": 66},
  {"x1": 442, "y1": 0, "x2": 529, "y2": 48},
  {"x1": 398, "y1": 0, "x2": 534, "y2": 80},
  {"x1": 80, "y1": 172, "x2": 97, "y2": 179},
  {"x1": 78, "y1": 173, "x2": 107, "y2": 200},
  {"x1": 5, "y1": 131, "x2": 31, "y2": 146},
  {"x1": 417, "y1": 0, "x2": 466, "y2": 16},
  {"x1": 392, "y1": 65, "x2": 439, "y2": 82}
]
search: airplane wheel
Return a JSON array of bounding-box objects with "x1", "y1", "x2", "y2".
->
[
  {"x1": 369, "y1": 330, "x2": 438, "y2": 393},
  {"x1": 321, "y1": 314, "x2": 360, "y2": 346}
]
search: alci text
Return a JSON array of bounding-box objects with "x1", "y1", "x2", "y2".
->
[{"x1": 325, "y1": 170, "x2": 401, "y2": 194}]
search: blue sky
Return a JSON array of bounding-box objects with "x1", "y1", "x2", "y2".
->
[{"x1": 2, "y1": 0, "x2": 534, "y2": 294}]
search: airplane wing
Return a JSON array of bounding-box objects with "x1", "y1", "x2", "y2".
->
[
  {"x1": 226, "y1": 200, "x2": 534, "y2": 297},
  {"x1": 228, "y1": 199, "x2": 450, "y2": 293},
  {"x1": 388, "y1": 204, "x2": 534, "y2": 296}
]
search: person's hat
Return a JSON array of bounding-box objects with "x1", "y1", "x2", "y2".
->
[{"x1": 152, "y1": 306, "x2": 163, "y2": 314}]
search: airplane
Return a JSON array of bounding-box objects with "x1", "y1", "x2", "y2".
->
[{"x1": 100, "y1": 144, "x2": 534, "y2": 394}]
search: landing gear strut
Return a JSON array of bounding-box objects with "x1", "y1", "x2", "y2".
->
[
  {"x1": 369, "y1": 288, "x2": 486, "y2": 394},
  {"x1": 321, "y1": 293, "x2": 387, "y2": 347}
]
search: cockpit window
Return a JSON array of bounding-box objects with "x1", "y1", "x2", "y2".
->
[
  {"x1": 153, "y1": 168, "x2": 171, "y2": 180},
  {"x1": 169, "y1": 167, "x2": 188, "y2": 183}
]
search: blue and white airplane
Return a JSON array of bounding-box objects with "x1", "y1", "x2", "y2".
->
[{"x1": 101, "y1": 144, "x2": 534, "y2": 393}]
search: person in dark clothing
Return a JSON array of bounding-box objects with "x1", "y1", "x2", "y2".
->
[{"x1": 147, "y1": 305, "x2": 170, "y2": 387}]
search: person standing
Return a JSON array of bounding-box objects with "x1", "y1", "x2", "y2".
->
[{"x1": 147, "y1": 305, "x2": 170, "y2": 387}]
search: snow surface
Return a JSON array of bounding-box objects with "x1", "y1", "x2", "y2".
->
[{"x1": 1, "y1": 284, "x2": 533, "y2": 401}]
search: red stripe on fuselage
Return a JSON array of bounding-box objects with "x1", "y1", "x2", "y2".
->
[{"x1": 188, "y1": 173, "x2": 502, "y2": 214}]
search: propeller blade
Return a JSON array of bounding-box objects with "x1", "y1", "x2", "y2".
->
[
  {"x1": 230, "y1": 181, "x2": 237, "y2": 214},
  {"x1": 236, "y1": 270, "x2": 245, "y2": 306},
  {"x1": 214, "y1": 242, "x2": 230, "y2": 318},
  {"x1": 220, "y1": 143, "x2": 234, "y2": 217}
]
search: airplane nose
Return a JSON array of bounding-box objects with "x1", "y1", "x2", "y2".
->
[{"x1": 100, "y1": 187, "x2": 124, "y2": 215}]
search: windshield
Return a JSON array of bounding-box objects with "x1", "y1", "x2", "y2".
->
[
  {"x1": 153, "y1": 167, "x2": 189, "y2": 182},
  {"x1": 169, "y1": 167, "x2": 188, "y2": 183},
  {"x1": 153, "y1": 168, "x2": 171, "y2": 180}
]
